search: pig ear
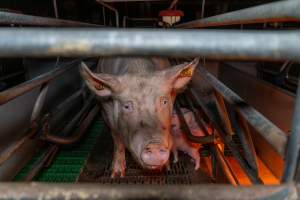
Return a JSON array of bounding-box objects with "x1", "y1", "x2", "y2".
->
[
  {"x1": 163, "y1": 58, "x2": 199, "y2": 91},
  {"x1": 80, "y1": 62, "x2": 121, "y2": 97}
]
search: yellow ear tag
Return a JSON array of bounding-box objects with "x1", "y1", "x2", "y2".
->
[
  {"x1": 180, "y1": 67, "x2": 193, "y2": 77},
  {"x1": 95, "y1": 83, "x2": 104, "y2": 90}
]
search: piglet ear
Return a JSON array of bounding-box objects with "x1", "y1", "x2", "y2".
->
[
  {"x1": 80, "y1": 62, "x2": 121, "y2": 97},
  {"x1": 163, "y1": 58, "x2": 199, "y2": 91}
]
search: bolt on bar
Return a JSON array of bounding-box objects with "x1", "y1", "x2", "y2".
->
[
  {"x1": 175, "y1": 0, "x2": 300, "y2": 28},
  {"x1": 0, "y1": 28, "x2": 299, "y2": 62},
  {"x1": 196, "y1": 67, "x2": 287, "y2": 157},
  {"x1": 0, "y1": 11, "x2": 101, "y2": 27}
]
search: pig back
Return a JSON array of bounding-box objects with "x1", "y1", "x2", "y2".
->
[{"x1": 96, "y1": 57, "x2": 171, "y2": 75}]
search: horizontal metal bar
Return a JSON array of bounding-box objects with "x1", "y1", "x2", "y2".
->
[
  {"x1": 0, "y1": 183, "x2": 296, "y2": 200},
  {"x1": 0, "y1": 28, "x2": 299, "y2": 61},
  {"x1": 175, "y1": 0, "x2": 300, "y2": 28},
  {"x1": 197, "y1": 67, "x2": 287, "y2": 157},
  {"x1": 0, "y1": 11, "x2": 101, "y2": 27},
  {"x1": 0, "y1": 59, "x2": 80, "y2": 105}
]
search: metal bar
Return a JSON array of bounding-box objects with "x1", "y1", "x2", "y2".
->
[
  {"x1": 0, "y1": 88, "x2": 83, "y2": 166},
  {"x1": 213, "y1": 91, "x2": 234, "y2": 136},
  {"x1": 0, "y1": 183, "x2": 296, "y2": 200},
  {"x1": 174, "y1": 102, "x2": 214, "y2": 144},
  {"x1": 52, "y1": 0, "x2": 59, "y2": 18},
  {"x1": 103, "y1": 6, "x2": 106, "y2": 26},
  {"x1": 96, "y1": 0, "x2": 119, "y2": 27},
  {"x1": 197, "y1": 67, "x2": 287, "y2": 157},
  {"x1": 0, "y1": 126, "x2": 37, "y2": 166},
  {"x1": 168, "y1": 0, "x2": 179, "y2": 10},
  {"x1": 211, "y1": 145, "x2": 240, "y2": 186},
  {"x1": 0, "y1": 29, "x2": 299, "y2": 61},
  {"x1": 0, "y1": 11, "x2": 101, "y2": 27},
  {"x1": 201, "y1": 0, "x2": 205, "y2": 19},
  {"x1": 227, "y1": 105, "x2": 259, "y2": 175},
  {"x1": 282, "y1": 78, "x2": 300, "y2": 182},
  {"x1": 0, "y1": 59, "x2": 80, "y2": 105},
  {"x1": 24, "y1": 145, "x2": 59, "y2": 181},
  {"x1": 30, "y1": 84, "x2": 49, "y2": 123},
  {"x1": 43, "y1": 103, "x2": 99, "y2": 145},
  {"x1": 175, "y1": 0, "x2": 300, "y2": 28},
  {"x1": 189, "y1": 89, "x2": 263, "y2": 184}
]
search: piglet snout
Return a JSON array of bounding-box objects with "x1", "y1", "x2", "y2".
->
[{"x1": 141, "y1": 143, "x2": 169, "y2": 168}]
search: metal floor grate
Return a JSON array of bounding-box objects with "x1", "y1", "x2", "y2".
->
[{"x1": 78, "y1": 124, "x2": 213, "y2": 185}]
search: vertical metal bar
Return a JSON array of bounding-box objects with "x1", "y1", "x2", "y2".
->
[
  {"x1": 201, "y1": 0, "x2": 205, "y2": 19},
  {"x1": 282, "y1": 79, "x2": 300, "y2": 182},
  {"x1": 53, "y1": 0, "x2": 59, "y2": 18},
  {"x1": 103, "y1": 6, "x2": 106, "y2": 26},
  {"x1": 96, "y1": 0, "x2": 119, "y2": 27}
]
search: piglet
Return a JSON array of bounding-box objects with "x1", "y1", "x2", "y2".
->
[{"x1": 171, "y1": 108, "x2": 211, "y2": 170}]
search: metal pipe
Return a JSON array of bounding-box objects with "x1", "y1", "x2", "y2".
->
[
  {"x1": 168, "y1": 0, "x2": 179, "y2": 10},
  {"x1": 175, "y1": 0, "x2": 300, "y2": 28},
  {"x1": 201, "y1": 0, "x2": 205, "y2": 19},
  {"x1": 0, "y1": 183, "x2": 296, "y2": 199},
  {"x1": 189, "y1": 89, "x2": 263, "y2": 184},
  {"x1": 0, "y1": 11, "x2": 101, "y2": 27},
  {"x1": 0, "y1": 88, "x2": 83, "y2": 166},
  {"x1": 102, "y1": 6, "x2": 106, "y2": 26},
  {"x1": 25, "y1": 145, "x2": 59, "y2": 181},
  {"x1": 211, "y1": 145, "x2": 239, "y2": 186},
  {"x1": 0, "y1": 29, "x2": 299, "y2": 61},
  {"x1": 282, "y1": 78, "x2": 300, "y2": 182},
  {"x1": 30, "y1": 84, "x2": 49, "y2": 123},
  {"x1": 196, "y1": 67, "x2": 287, "y2": 157},
  {"x1": 96, "y1": 0, "x2": 119, "y2": 27},
  {"x1": 0, "y1": 59, "x2": 81, "y2": 105},
  {"x1": 52, "y1": 0, "x2": 59, "y2": 18},
  {"x1": 0, "y1": 126, "x2": 37, "y2": 166},
  {"x1": 174, "y1": 102, "x2": 214, "y2": 144},
  {"x1": 43, "y1": 103, "x2": 99, "y2": 145}
]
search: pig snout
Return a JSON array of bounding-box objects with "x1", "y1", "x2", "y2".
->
[{"x1": 141, "y1": 142, "x2": 170, "y2": 168}]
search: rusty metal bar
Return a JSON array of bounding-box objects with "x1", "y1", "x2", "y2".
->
[
  {"x1": 0, "y1": 29, "x2": 299, "y2": 61},
  {"x1": 0, "y1": 11, "x2": 101, "y2": 27},
  {"x1": 0, "y1": 183, "x2": 297, "y2": 199},
  {"x1": 0, "y1": 59, "x2": 80, "y2": 105},
  {"x1": 96, "y1": 0, "x2": 119, "y2": 27},
  {"x1": 42, "y1": 103, "x2": 99, "y2": 145},
  {"x1": 188, "y1": 89, "x2": 263, "y2": 184},
  {"x1": 175, "y1": 0, "x2": 300, "y2": 28},
  {"x1": 197, "y1": 67, "x2": 287, "y2": 157},
  {"x1": 283, "y1": 78, "x2": 300, "y2": 182}
]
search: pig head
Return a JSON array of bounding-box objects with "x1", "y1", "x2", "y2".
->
[{"x1": 80, "y1": 58, "x2": 198, "y2": 177}]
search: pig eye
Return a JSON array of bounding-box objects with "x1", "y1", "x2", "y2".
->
[
  {"x1": 123, "y1": 101, "x2": 134, "y2": 113},
  {"x1": 160, "y1": 96, "x2": 169, "y2": 107}
]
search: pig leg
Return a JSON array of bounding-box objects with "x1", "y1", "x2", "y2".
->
[
  {"x1": 111, "y1": 132, "x2": 126, "y2": 178},
  {"x1": 188, "y1": 149, "x2": 201, "y2": 170}
]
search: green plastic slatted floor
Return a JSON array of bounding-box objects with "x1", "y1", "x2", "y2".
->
[{"x1": 14, "y1": 116, "x2": 105, "y2": 182}]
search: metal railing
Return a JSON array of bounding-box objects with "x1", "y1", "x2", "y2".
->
[{"x1": 175, "y1": 0, "x2": 300, "y2": 28}]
